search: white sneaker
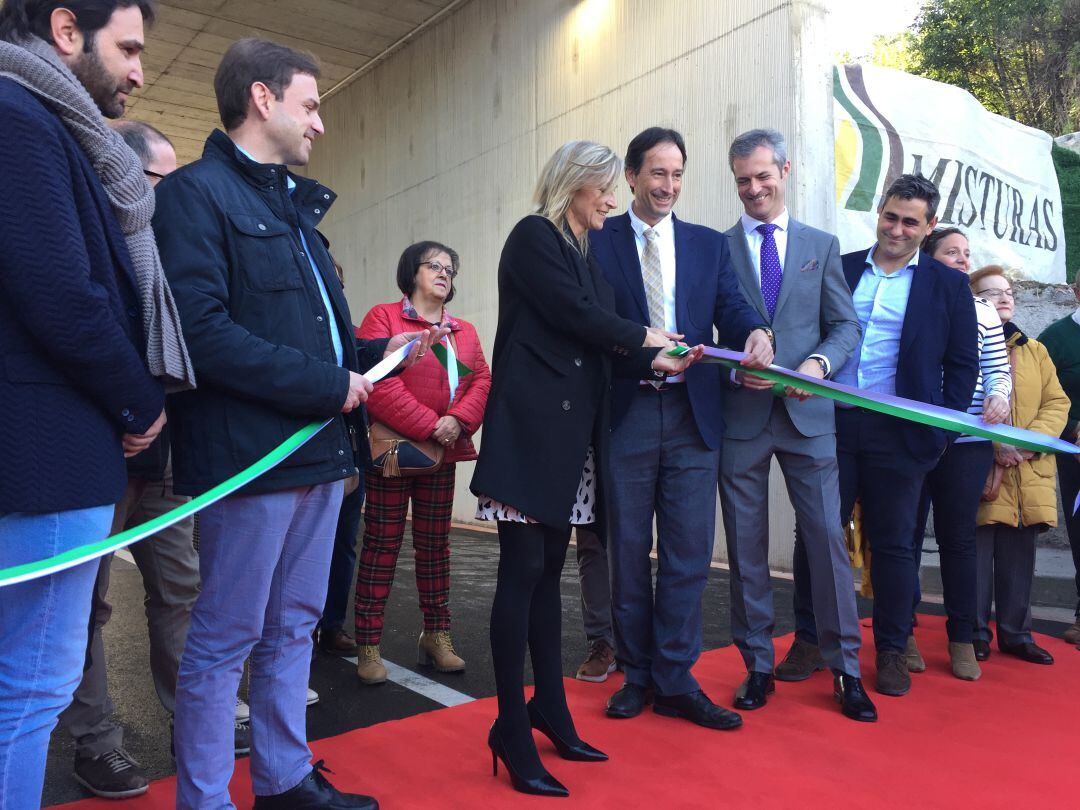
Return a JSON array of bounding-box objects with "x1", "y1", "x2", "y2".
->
[
  {"x1": 235, "y1": 696, "x2": 250, "y2": 722},
  {"x1": 306, "y1": 687, "x2": 319, "y2": 706}
]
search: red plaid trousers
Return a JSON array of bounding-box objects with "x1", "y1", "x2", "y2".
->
[{"x1": 354, "y1": 464, "x2": 456, "y2": 645}]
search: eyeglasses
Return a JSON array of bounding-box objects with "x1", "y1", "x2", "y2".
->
[
  {"x1": 143, "y1": 169, "x2": 165, "y2": 181},
  {"x1": 421, "y1": 261, "x2": 458, "y2": 279},
  {"x1": 976, "y1": 288, "x2": 1014, "y2": 300}
]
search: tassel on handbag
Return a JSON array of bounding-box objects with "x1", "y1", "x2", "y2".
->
[{"x1": 368, "y1": 422, "x2": 444, "y2": 478}]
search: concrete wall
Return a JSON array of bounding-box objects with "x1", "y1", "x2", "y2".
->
[{"x1": 307, "y1": 0, "x2": 835, "y2": 568}]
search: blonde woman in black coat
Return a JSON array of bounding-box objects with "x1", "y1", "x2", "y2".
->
[{"x1": 471, "y1": 140, "x2": 702, "y2": 798}]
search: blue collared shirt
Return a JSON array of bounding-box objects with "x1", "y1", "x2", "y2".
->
[
  {"x1": 233, "y1": 142, "x2": 343, "y2": 366},
  {"x1": 834, "y1": 247, "x2": 918, "y2": 396}
]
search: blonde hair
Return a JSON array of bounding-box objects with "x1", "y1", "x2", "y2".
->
[
  {"x1": 969, "y1": 264, "x2": 1006, "y2": 293},
  {"x1": 533, "y1": 140, "x2": 621, "y2": 253}
]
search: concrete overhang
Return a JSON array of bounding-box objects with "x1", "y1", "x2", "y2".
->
[{"x1": 130, "y1": 0, "x2": 464, "y2": 165}]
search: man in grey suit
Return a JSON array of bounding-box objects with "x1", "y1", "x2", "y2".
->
[{"x1": 718, "y1": 129, "x2": 876, "y2": 722}]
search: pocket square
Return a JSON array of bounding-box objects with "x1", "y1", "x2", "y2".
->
[{"x1": 799, "y1": 259, "x2": 819, "y2": 273}]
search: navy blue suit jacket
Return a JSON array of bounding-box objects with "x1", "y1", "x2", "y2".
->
[
  {"x1": 841, "y1": 247, "x2": 979, "y2": 463},
  {"x1": 591, "y1": 212, "x2": 762, "y2": 450},
  {"x1": 0, "y1": 79, "x2": 164, "y2": 513}
]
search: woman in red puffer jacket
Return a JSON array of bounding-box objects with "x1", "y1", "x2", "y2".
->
[{"x1": 353, "y1": 240, "x2": 491, "y2": 685}]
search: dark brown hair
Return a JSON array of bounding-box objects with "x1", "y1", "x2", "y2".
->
[
  {"x1": 396, "y1": 241, "x2": 459, "y2": 306},
  {"x1": 0, "y1": 0, "x2": 155, "y2": 47},
  {"x1": 214, "y1": 38, "x2": 320, "y2": 130}
]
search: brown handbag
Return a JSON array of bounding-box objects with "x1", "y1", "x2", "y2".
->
[
  {"x1": 981, "y1": 463, "x2": 1006, "y2": 502},
  {"x1": 368, "y1": 422, "x2": 444, "y2": 478}
]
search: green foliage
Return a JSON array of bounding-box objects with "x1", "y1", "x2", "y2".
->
[
  {"x1": 1053, "y1": 143, "x2": 1080, "y2": 281},
  {"x1": 906, "y1": 0, "x2": 1080, "y2": 135}
]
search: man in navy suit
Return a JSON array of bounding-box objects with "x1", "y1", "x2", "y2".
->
[
  {"x1": 592, "y1": 127, "x2": 773, "y2": 730},
  {"x1": 789, "y1": 173, "x2": 978, "y2": 698}
]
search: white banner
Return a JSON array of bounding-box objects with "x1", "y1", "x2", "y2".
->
[{"x1": 833, "y1": 63, "x2": 1066, "y2": 282}]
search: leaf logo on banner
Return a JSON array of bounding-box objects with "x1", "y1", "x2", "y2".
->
[{"x1": 832, "y1": 65, "x2": 905, "y2": 212}]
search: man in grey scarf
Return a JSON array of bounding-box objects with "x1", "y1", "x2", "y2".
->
[{"x1": 0, "y1": 1, "x2": 188, "y2": 804}]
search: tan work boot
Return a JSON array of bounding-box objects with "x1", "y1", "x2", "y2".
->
[
  {"x1": 417, "y1": 631, "x2": 465, "y2": 673},
  {"x1": 356, "y1": 645, "x2": 387, "y2": 685},
  {"x1": 576, "y1": 639, "x2": 617, "y2": 683},
  {"x1": 905, "y1": 635, "x2": 926, "y2": 672},
  {"x1": 1063, "y1": 618, "x2": 1080, "y2": 645},
  {"x1": 948, "y1": 642, "x2": 982, "y2": 681}
]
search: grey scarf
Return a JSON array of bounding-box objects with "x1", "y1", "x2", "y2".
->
[{"x1": 0, "y1": 36, "x2": 195, "y2": 391}]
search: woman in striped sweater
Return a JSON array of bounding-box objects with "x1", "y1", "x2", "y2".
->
[{"x1": 907, "y1": 228, "x2": 1012, "y2": 681}]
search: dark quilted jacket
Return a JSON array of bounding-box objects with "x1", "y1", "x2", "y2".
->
[{"x1": 358, "y1": 300, "x2": 491, "y2": 462}]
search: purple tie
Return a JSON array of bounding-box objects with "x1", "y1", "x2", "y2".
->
[{"x1": 757, "y1": 222, "x2": 781, "y2": 320}]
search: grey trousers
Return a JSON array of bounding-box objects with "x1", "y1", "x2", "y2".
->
[
  {"x1": 719, "y1": 401, "x2": 861, "y2": 677},
  {"x1": 574, "y1": 526, "x2": 613, "y2": 647},
  {"x1": 59, "y1": 461, "x2": 198, "y2": 758},
  {"x1": 975, "y1": 523, "x2": 1037, "y2": 646}
]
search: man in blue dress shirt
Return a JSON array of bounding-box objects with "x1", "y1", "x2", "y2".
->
[{"x1": 787, "y1": 174, "x2": 978, "y2": 698}]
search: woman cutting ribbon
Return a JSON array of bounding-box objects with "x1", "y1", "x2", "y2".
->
[
  {"x1": 471, "y1": 140, "x2": 702, "y2": 798},
  {"x1": 353, "y1": 241, "x2": 491, "y2": 684}
]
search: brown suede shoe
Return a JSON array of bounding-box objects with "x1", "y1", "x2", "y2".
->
[
  {"x1": 318, "y1": 627, "x2": 359, "y2": 656},
  {"x1": 356, "y1": 645, "x2": 388, "y2": 685},
  {"x1": 774, "y1": 639, "x2": 826, "y2": 682},
  {"x1": 948, "y1": 642, "x2": 982, "y2": 681},
  {"x1": 576, "y1": 639, "x2": 617, "y2": 683},
  {"x1": 875, "y1": 650, "x2": 911, "y2": 696},
  {"x1": 417, "y1": 631, "x2": 465, "y2": 672},
  {"x1": 905, "y1": 635, "x2": 926, "y2": 672},
  {"x1": 1063, "y1": 618, "x2": 1080, "y2": 645}
]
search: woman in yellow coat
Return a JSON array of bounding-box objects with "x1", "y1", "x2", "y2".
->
[{"x1": 970, "y1": 265, "x2": 1069, "y2": 665}]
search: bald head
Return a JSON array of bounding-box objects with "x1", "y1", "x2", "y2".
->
[{"x1": 110, "y1": 119, "x2": 176, "y2": 185}]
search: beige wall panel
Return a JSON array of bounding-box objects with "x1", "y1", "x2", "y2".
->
[{"x1": 308, "y1": 0, "x2": 833, "y2": 569}]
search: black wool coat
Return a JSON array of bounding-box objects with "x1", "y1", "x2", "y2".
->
[{"x1": 470, "y1": 215, "x2": 656, "y2": 528}]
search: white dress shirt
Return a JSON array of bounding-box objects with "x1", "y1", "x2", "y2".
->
[
  {"x1": 627, "y1": 203, "x2": 683, "y2": 383},
  {"x1": 740, "y1": 207, "x2": 790, "y2": 282}
]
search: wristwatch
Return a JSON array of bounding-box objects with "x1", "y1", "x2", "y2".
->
[
  {"x1": 757, "y1": 326, "x2": 775, "y2": 349},
  {"x1": 812, "y1": 356, "x2": 828, "y2": 377}
]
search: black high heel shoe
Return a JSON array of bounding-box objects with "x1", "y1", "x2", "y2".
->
[
  {"x1": 488, "y1": 720, "x2": 570, "y2": 797},
  {"x1": 526, "y1": 700, "x2": 608, "y2": 762}
]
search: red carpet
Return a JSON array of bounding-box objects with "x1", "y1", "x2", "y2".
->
[{"x1": 58, "y1": 616, "x2": 1078, "y2": 809}]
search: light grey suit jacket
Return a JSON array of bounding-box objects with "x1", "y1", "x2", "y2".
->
[{"x1": 722, "y1": 218, "x2": 861, "y2": 440}]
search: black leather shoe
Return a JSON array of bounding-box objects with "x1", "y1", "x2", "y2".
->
[
  {"x1": 972, "y1": 640, "x2": 991, "y2": 661},
  {"x1": 653, "y1": 690, "x2": 742, "y2": 730},
  {"x1": 252, "y1": 761, "x2": 377, "y2": 809},
  {"x1": 999, "y1": 641, "x2": 1054, "y2": 665},
  {"x1": 488, "y1": 721, "x2": 569, "y2": 797},
  {"x1": 733, "y1": 672, "x2": 775, "y2": 710},
  {"x1": 527, "y1": 700, "x2": 607, "y2": 762},
  {"x1": 605, "y1": 683, "x2": 652, "y2": 719},
  {"x1": 833, "y1": 674, "x2": 878, "y2": 722}
]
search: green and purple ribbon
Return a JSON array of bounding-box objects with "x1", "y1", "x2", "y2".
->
[{"x1": 694, "y1": 346, "x2": 1079, "y2": 455}]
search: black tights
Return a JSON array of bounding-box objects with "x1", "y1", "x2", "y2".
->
[{"x1": 489, "y1": 521, "x2": 575, "y2": 776}]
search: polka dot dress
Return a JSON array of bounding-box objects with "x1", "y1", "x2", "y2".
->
[{"x1": 475, "y1": 446, "x2": 596, "y2": 525}]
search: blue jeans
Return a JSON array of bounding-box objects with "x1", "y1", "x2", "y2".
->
[
  {"x1": 173, "y1": 481, "x2": 342, "y2": 808},
  {"x1": 0, "y1": 505, "x2": 115, "y2": 809}
]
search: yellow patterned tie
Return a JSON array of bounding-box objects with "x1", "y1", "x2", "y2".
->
[{"x1": 641, "y1": 228, "x2": 666, "y2": 329}]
